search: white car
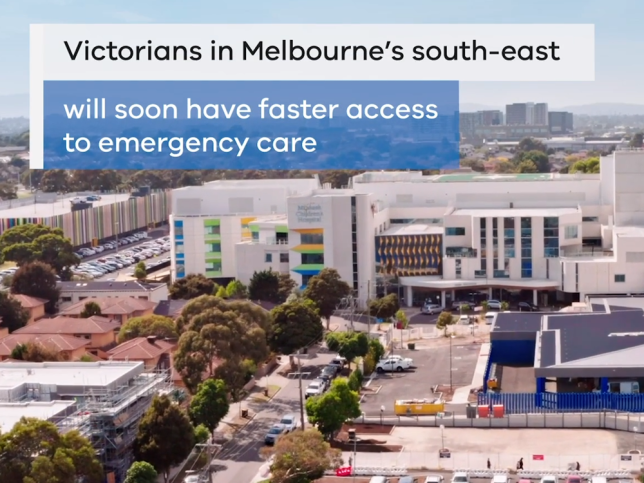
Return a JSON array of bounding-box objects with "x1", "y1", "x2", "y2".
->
[
  {"x1": 451, "y1": 473, "x2": 469, "y2": 483},
  {"x1": 425, "y1": 477, "x2": 444, "y2": 483},
  {"x1": 305, "y1": 380, "x2": 325, "y2": 398},
  {"x1": 376, "y1": 357, "x2": 413, "y2": 373},
  {"x1": 539, "y1": 476, "x2": 557, "y2": 483},
  {"x1": 491, "y1": 476, "x2": 511, "y2": 483},
  {"x1": 422, "y1": 304, "x2": 443, "y2": 315}
]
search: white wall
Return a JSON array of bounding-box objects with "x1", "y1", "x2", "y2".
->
[
  {"x1": 235, "y1": 243, "x2": 289, "y2": 285},
  {"x1": 613, "y1": 151, "x2": 644, "y2": 226}
]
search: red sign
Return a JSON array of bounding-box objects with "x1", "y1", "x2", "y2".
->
[
  {"x1": 533, "y1": 455, "x2": 544, "y2": 460},
  {"x1": 336, "y1": 467, "x2": 353, "y2": 477}
]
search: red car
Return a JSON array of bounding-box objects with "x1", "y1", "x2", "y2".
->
[{"x1": 566, "y1": 477, "x2": 582, "y2": 483}]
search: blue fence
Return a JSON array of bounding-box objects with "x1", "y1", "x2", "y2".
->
[{"x1": 478, "y1": 392, "x2": 644, "y2": 414}]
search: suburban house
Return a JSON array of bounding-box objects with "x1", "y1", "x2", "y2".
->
[
  {"x1": 153, "y1": 299, "x2": 190, "y2": 319},
  {"x1": 57, "y1": 281, "x2": 169, "y2": 307},
  {"x1": 12, "y1": 316, "x2": 120, "y2": 357},
  {"x1": 11, "y1": 294, "x2": 47, "y2": 324},
  {"x1": 106, "y1": 336, "x2": 175, "y2": 370},
  {"x1": 0, "y1": 334, "x2": 90, "y2": 361},
  {"x1": 58, "y1": 297, "x2": 157, "y2": 324}
]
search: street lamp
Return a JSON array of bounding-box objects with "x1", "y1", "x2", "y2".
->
[
  {"x1": 348, "y1": 428, "x2": 357, "y2": 483},
  {"x1": 380, "y1": 406, "x2": 385, "y2": 426}
]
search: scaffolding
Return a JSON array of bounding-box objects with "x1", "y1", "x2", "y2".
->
[{"x1": 57, "y1": 368, "x2": 172, "y2": 483}]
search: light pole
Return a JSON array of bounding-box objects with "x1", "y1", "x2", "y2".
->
[
  {"x1": 440, "y1": 424, "x2": 445, "y2": 450},
  {"x1": 348, "y1": 428, "x2": 357, "y2": 483},
  {"x1": 380, "y1": 406, "x2": 384, "y2": 426},
  {"x1": 449, "y1": 334, "x2": 455, "y2": 391}
]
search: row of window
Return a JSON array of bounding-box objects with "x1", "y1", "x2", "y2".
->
[{"x1": 265, "y1": 253, "x2": 290, "y2": 263}]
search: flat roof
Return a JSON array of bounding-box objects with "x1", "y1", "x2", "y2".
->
[
  {"x1": 0, "y1": 361, "x2": 144, "y2": 392},
  {"x1": 399, "y1": 276, "x2": 558, "y2": 290},
  {"x1": 614, "y1": 226, "x2": 644, "y2": 237},
  {"x1": 435, "y1": 173, "x2": 554, "y2": 183},
  {"x1": 493, "y1": 312, "x2": 554, "y2": 333},
  {"x1": 0, "y1": 400, "x2": 75, "y2": 433},
  {"x1": 451, "y1": 207, "x2": 579, "y2": 218},
  {"x1": 589, "y1": 297, "x2": 644, "y2": 312},
  {"x1": 380, "y1": 224, "x2": 444, "y2": 236},
  {"x1": 0, "y1": 193, "x2": 131, "y2": 218}
]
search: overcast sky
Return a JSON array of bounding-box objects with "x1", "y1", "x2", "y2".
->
[{"x1": 2, "y1": 0, "x2": 642, "y2": 107}]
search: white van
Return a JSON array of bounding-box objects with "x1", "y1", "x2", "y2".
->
[{"x1": 485, "y1": 312, "x2": 498, "y2": 324}]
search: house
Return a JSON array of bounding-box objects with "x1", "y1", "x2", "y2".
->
[
  {"x1": 58, "y1": 297, "x2": 157, "y2": 324},
  {"x1": 106, "y1": 336, "x2": 175, "y2": 370},
  {"x1": 58, "y1": 281, "x2": 169, "y2": 307},
  {"x1": 153, "y1": 299, "x2": 190, "y2": 319},
  {"x1": 0, "y1": 333, "x2": 90, "y2": 361},
  {"x1": 10, "y1": 294, "x2": 47, "y2": 324},
  {"x1": 12, "y1": 316, "x2": 120, "y2": 356}
]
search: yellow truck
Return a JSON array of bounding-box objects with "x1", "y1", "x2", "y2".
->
[{"x1": 394, "y1": 398, "x2": 445, "y2": 416}]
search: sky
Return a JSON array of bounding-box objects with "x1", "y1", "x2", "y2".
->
[{"x1": 2, "y1": 0, "x2": 644, "y2": 107}]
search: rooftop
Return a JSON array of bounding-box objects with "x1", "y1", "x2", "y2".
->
[
  {"x1": 0, "y1": 361, "x2": 145, "y2": 393},
  {"x1": 0, "y1": 193, "x2": 131, "y2": 219},
  {"x1": 11, "y1": 294, "x2": 48, "y2": 309},
  {"x1": 0, "y1": 333, "x2": 90, "y2": 356},
  {"x1": 59, "y1": 297, "x2": 157, "y2": 316},
  {"x1": 106, "y1": 337, "x2": 175, "y2": 361},
  {"x1": 380, "y1": 224, "x2": 444, "y2": 236},
  {"x1": 58, "y1": 281, "x2": 165, "y2": 292},
  {"x1": 352, "y1": 171, "x2": 596, "y2": 185},
  {"x1": 153, "y1": 299, "x2": 190, "y2": 318},
  {"x1": 13, "y1": 316, "x2": 120, "y2": 335},
  {"x1": 0, "y1": 400, "x2": 76, "y2": 432},
  {"x1": 451, "y1": 207, "x2": 579, "y2": 218}
]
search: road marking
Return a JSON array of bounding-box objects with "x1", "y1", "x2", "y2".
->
[
  {"x1": 452, "y1": 368, "x2": 459, "y2": 370},
  {"x1": 453, "y1": 356, "x2": 462, "y2": 360}
]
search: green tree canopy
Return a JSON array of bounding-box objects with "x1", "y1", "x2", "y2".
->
[
  {"x1": 134, "y1": 395, "x2": 195, "y2": 483},
  {"x1": 215, "y1": 285, "x2": 228, "y2": 298},
  {"x1": 133, "y1": 261, "x2": 147, "y2": 281},
  {"x1": 325, "y1": 331, "x2": 369, "y2": 368},
  {"x1": 80, "y1": 301, "x2": 102, "y2": 318},
  {"x1": 169, "y1": 273, "x2": 215, "y2": 300},
  {"x1": 225, "y1": 279, "x2": 248, "y2": 299},
  {"x1": 10, "y1": 261, "x2": 60, "y2": 313},
  {"x1": 515, "y1": 150, "x2": 549, "y2": 172},
  {"x1": 516, "y1": 137, "x2": 547, "y2": 154},
  {"x1": 436, "y1": 311, "x2": 456, "y2": 330},
  {"x1": 570, "y1": 157, "x2": 600, "y2": 174},
  {"x1": 123, "y1": 461, "x2": 157, "y2": 483},
  {"x1": 305, "y1": 378, "x2": 361, "y2": 438},
  {"x1": 213, "y1": 358, "x2": 257, "y2": 402},
  {"x1": 0, "y1": 417, "x2": 103, "y2": 483},
  {"x1": 248, "y1": 268, "x2": 280, "y2": 302},
  {"x1": 39, "y1": 169, "x2": 70, "y2": 192},
  {"x1": 277, "y1": 274, "x2": 297, "y2": 303},
  {"x1": 188, "y1": 379, "x2": 230, "y2": 436},
  {"x1": 368, "y1": 293, "x2": 400, "y2": 320},
  {"x1": 262, "y1": 428, "x2": 342, "y2": 483},
  {"x1": 69, "y1": 170, "x2": 122, "y2": 191},
  {"x1": 302, "y1": 268, "x2": 351, "y2": 329},
  {"x1": 515, "y1": 159, "x2": 538, "y2": 173},
  {"x1": 269, "y1": 298, "x2": 324, "y2": 356},
  {"x1": 11, "y1": 342, "x2": 68, "y2": 362},
  {"x1": 117, "y1": 314, "x2": 177, "y2": 343},
  {"x1": 0, "y1": 292, "x2": 29, "y2": 332},
  {"x1": 0, "y1": 224, "x2": 79, "y2": 275}
]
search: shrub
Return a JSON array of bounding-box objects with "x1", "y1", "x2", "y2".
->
[{"x1": 348, "y1": 368, "x2": 364, "y2": 391}]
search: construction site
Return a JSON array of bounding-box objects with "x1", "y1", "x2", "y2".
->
[{"x1": 0, "y1": 361, "x2": 171, "y2": 483}]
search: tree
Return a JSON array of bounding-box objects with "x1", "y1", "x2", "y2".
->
[
  {"x1": 269, "y1": 299, "x2": 324, "y2": 356},
  {"x1": 570, "y1": 157, "x2": 600, "y2": 174},
  {"x1": 0, "y1": 224, "x2": 79, "y2": 275},
  {"x1": 38, "y1": 169, "x2": 69, "y2": 192},
  {"x1": 225, "y1": 279, "x2": 247, "y2": 299},
  {"x1": 262, "y1": 428, "x2": 342, "y2": 483},
  {"x1": 630, "y1": 132, "x2": 643, "y2": 148},
  {"x1": 117, "y1": 314, "x2": 177, "y2": 343},
  {"x1": 169, "y1": 273, "x2": 215, "y2": 300},
  {"x1": 325, "y1": 331, "x2": 369, "y2": 368},
  {"x1": 123, "y1": 461, "x2": 157, "y2": 483},
  {"x1": 303, "y1": 268, "x2": 351, "y2": 330},
  {"x1": 134, "y1": 395, "x2": 195, "y2": 483},
  {"x1": 368, "y1": 293, "x2": 400, "y2": 320},
  {"x1": 305, "y1": 378, "x2": 361, "y2": 438},
  {"x1": 80, "y1": 301, "x2": 102, "y2": 318},
  {"x1": 69, "y1": 170, "x2": 122, "y2": 191},
  {"x1": 0, "y1": 182, "x2": 17, "y2": 200},
  {"x1": 348, "y1": 368, "x2": 364, "y2": 391},
  {"x1": 368, "y1": 338, "x2": 385, "y2": 362},
  {"x1": 516, "y1": 137, "x2": 547, "y2": 154},
  {"x1": 213, "y1": 358, "x2": 257, "y2": 401},
  {"x1": 188, "y1": 379, "x2": 230, "y2": 437},
  {"x1": 0, "y1": 417, "x2": 103, "y2": 483},
  {"x1": 11, "y1": 342, "x2": 68, "y2": 362},
  {"x1": 436, "y1": 311, "x2": 456, "y2": 331},
  {"x1": 10, "y1": 261, "x2": 60, "y2": 313},
  {"x1": 0, "y1": 292, "x2": 29, "y2": 333},
  {"x1": 277, "y1": 273, "x2": 297, "y2": 303},
  {"x1": 515, "y1": 150, "x2": 549, "y2": 173},
  {"x1": 215, "y1": 285, "x2": 228, "y2": 298},
  {"x1": 248, "y1": 268, "x2": 280, "y2": 302},
  {"x1": 133, "y1": 261, "x2": 147, "y2": 281},
  {"x1": 193, "y1": 425, "x2": 210, "y2": 445},
  {"x1": 515, "y1": 159, "x2": 538, "y2": 173},
  {"x1": 395, "y1": 309, "x2": 409, "y2": 329}
]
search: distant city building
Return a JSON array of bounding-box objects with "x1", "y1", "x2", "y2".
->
[
  {"x1": 549, "y1": 111, "x2": 574, "y2": 134},
  {"x1": 475, "y1": 124, "x2": 550, "y2": 141},
  {"x1": 533, "y1": 103, "x2": 549, "y2": 125},
  {"x1": 506, "y1": 102, "x2": 548, "y2": 125},
  {"x1": 460, "y1": 110, "x2": 504, "y2": 139}
]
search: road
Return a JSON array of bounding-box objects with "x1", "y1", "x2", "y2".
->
[{"x1": 210, "y1": 352, "x2": 336, "y2": 483}]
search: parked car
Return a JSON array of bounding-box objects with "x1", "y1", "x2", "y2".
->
[
  {"x1": 305, "y1": 380, "x2": 325, "y2": 398},
  {"x1": 425, "y1": 477, "x2": 444, "y2": 483},
  {"x1": 329, "y1": 356, "x2": 347, "y2": 370},
  {"x1": 518, "y1": 301, "x2": 539, "y2": 311},
  {"x1": 399, "y1": 477, "x2": 418, "y2": 483},
  {"x1": 422, "y1": 304, "x2": 443, "y2": 315},
  {"x1": 376, "y1": 356, "x2": 413, "y2": 373},
  {"x1": 565, "y1": 477, "x2": 581, "y2": 483},
  {"x1": 539, "y1": 476, "x2": 557, "y2": 483},
  {"x1": 451, "y1": 473, "x2": 470, "y2": 483},
  {"x1": 492, "y1": 476, "x2": 512, "y2": 483},
  {"x1": 484, "y1": 312, "x2": 498, "y2": 324},
  {"x1": 368, "y1": 478, "x2": 390, "y2": 483},
  {"x1": 486, "y1": 299, "x2": 502, "y2": 310},
  {"x1": 451, "y1": 301, "x2": 472, "y2": 311},
  {"x1": 278, "y1": 414, "x2": 297, "y2": 432},
  {"x1": 320, "y1": 365, "x2": 338, "y2": 381},
  {"x1": 264, "y1": 424, "x2": 286, "y2": 445}
]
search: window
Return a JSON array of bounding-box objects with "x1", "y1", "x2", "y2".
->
[
  {"x1": 565, "y1": 225, "x2": 579, "y2": 239},
  {"x1": 174, "y1": 220, "x2": 184, "y2": 238},
  {"x1": 205, "y1": 225, "x2": 220, "y2": 235},
  {"x1": 615, "y1": 274, "x2": 626, "y2": 283},
  {"x1": 582, "y1": 216, "x2": 599, "y2": 222},
  {"x1": 301, "y1": 274, "x2": 314, "y2": 286},
  {"x1": 445, "y1": 227, "x2": 465, "y2": 236},
  {"x1": 280, "y1": 253, "x2": 289, "y2": 263},
  {"x1": 265, "y1": 253, "x2": 273, "y2": 263},
  {"x1": 175, "y1": 242, "x2": 184, "y2": 254},
  {"x1": 205, "y1": 260, "x2": 221, "y2": 272},
  {"x1": 205, "y1": 242, "x2": 221, "y2": 253},
  {"x1": 521, "y1": 217, "x2": 532, "y2": 278},
  {"x1": 176, "y1": 261, "x2": 185, "y2": 277},
  {"x1": 301, "y1": 233, "x2": 323, "y2": 244},
  {"x1": 252, "y1": 231, "x2": 259, "y2": 240},
  {"x1": 302, "y1": 253, "x2": 324, "y2": 265},
  {"x1": 544, "y1": 217, "x2": 559, "y2": 258}
]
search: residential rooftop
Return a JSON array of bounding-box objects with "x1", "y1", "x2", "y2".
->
[
  {"x1": 59, "y1": 297, "x2": 157, "y2": 316},
  {"x1": 153, "y1": 299, "x2": 189, "y2": 318},
  {"x1": 10, "y1": 294, "x2": 48, "y2": 308},
  {"x1": 0, "y1": 400, "x2": 76, "y2": 432},
  {"x1": 0, "y1": 334, "x2": 90, "y2": 357},
  {"x1": 106, "y1": 336, "x2": 175, "y2": 361},
  {"x1": 13, "y1": 316, "x2": 120, "y2": 335}
]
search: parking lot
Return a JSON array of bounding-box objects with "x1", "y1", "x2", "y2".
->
[{"x1": 361, "y1": 345, "x2": 481, "y2": 415}]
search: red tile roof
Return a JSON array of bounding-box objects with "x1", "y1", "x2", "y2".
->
[
  {"x1": 106, "y1": 336, "x2": 175, "y2": 361},
  {"x1": 14, "y1": 316, "x2": 119, "y2": 335},
  {"x1": 0, "y1": 334, "x2": 90, "y2": 357},
  {"x1": 59, "y1": 297, "x2": 157, "y2": 316},
  {"x1": 11, "y1": 294, "x2": 48, "y2": 309}
]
